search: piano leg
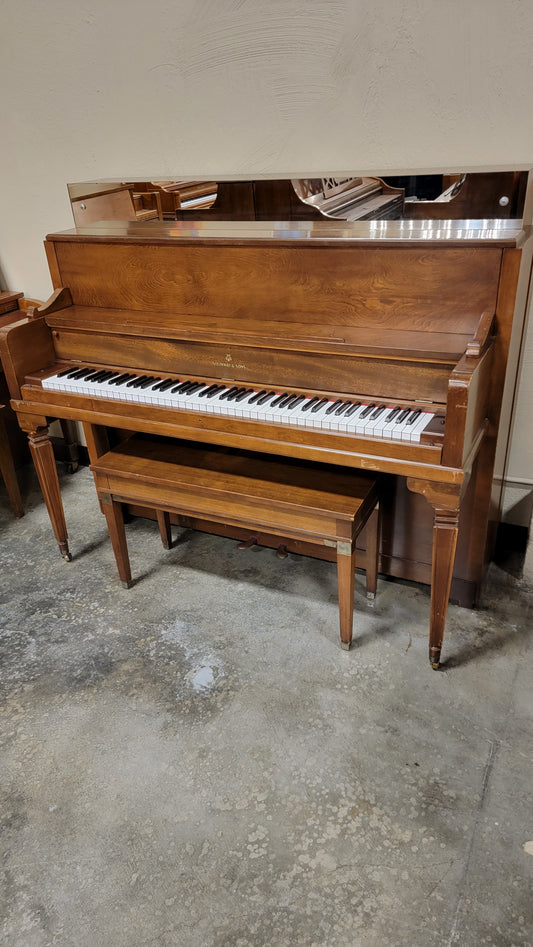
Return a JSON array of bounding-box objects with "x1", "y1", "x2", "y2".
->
[
  {"x1": 25, "y1": 422, "x2": 71, "y2": 561},
  {"x1": 406, "y1": 478, "x2": 461, "y2": 668},
  {"x1": 430, "y1": 509, "x2": 460, "y2": 669}
]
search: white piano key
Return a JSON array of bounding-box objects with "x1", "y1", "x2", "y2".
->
[
  {"x1": 40, "y1": 368, "x2": 438, "y2": 447},
  {"x1": 408, "y1": 412, "x2": 435, "y2": 442}
]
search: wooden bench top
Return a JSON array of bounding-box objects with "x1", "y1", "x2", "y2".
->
[{"x1": 91, "y1": 435, "x2": 379, "y2": 544}]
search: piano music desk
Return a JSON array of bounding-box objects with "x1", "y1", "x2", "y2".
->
[{"x1": 90, "y1": 436, "x2": 381, "y2": 651}]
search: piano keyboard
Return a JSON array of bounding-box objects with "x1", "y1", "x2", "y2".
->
[{"x1": 42, "y1": 367, "x2": 436, "y2": 442}]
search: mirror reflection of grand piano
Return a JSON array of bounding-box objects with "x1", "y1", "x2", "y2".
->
[
  {"x1": 402, "y1": 171, "x2": 528, "y2": 220},
  {"x1": 172, "y1": 177, "x2": 406, "y2": 221},
  {"x1": 127, "y1": 171, "x2": 527, "y2": 224}
]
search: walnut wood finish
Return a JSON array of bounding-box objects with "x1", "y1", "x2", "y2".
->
[{"x1": 0, "y1": 218, "x2": 529, "y2": 666}]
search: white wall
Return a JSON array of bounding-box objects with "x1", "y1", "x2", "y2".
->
[{"x1": 1, "y1": 0, "x2": 532, "y2": 524}]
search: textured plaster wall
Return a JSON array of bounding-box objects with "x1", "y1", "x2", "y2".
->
[{"x1": 0, "y1": 0, "x2": 532, "y2": 521}]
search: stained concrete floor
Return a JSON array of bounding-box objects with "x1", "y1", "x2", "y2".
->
[{"x1": 1, "y1": 462, "x2": 532, "y2": 947}]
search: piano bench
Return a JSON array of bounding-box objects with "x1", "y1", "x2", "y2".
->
[{"x1": 90, "y1": 435, "x2": 381, "y2": 650}]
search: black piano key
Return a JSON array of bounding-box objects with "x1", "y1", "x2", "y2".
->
[
  {"x1": 170, "y1": 380, "x2": 196, "y2": 394},
  {"x1": 87, "y1": 370, "x2": 112, "y2": 383},
  {"x1": 234, "y1": 388, "x2": 255, "y2": 402},
  {"x1": 287, "y1": 395, "x2": 306, "y2": 410},
  {"x1": 219, "y1": 386, "x2": 239, "y2": 401},
  {"x1": 152, "y1": 378, "x2": 175, "y2": 391},
  {"x1": 385, "y1": 406, "x2": 401, "y2": 422},
  {"x1": 396, "y1": 408, "x2": 411, "y2": 423},
  {"x1": 226, "y1": 387, "x2": 247, "y2": 401},
  {"x1": 326, "y1": 399, "x2": 343, "y2": 415},
  {"x1": 277, "y1": 393, "x2": 298, "y2": 408},
  {"x1": 270, "y1": 392, "x2": 289, "y2": 407},
  {"x1": 126, "y1": 375, "x2": 146, "y2": 387},
  {"x1": 206, "y1": 385, "x2": 226, "y2": 398},
  {"x1": 406, "y1": 408, "x2": 422, "y2": 425},
  {"x1": 109, "y1": 373, "x2": 136, "y2": 386},
  {"x1": 370, "y1": 405, "x2": 385, "y2": 420},
  {"x1": 301, "y1": 396, "x2": 320, "y2": 412},
  {"x1": 311, "y1": 398, "x2": 329, "y2": 413},
  {"x1": 138, "y1": 376, "x2": 161, "y2": 389},
  {"x1": 344, "y1": 401, "x2": 362, "y2": 417},
  {"x1": 57, "y1": 366, "x2": 79, "y2": 377},
  {"x1": 335, "y1": 401, "x2": 353, "y2": 416},
  {"x1": 65, "y1": 367, "x2": 92, "y2": 379},
  {"x1": 95, "y1": 371, "x2": 119, "y2": 383},
  {"x1": 184, "y1": 382, "x2": 205, "y2": 395},
  {"x1": 75, "y1": 368, "x2": 102, "y2": 380},
  {"x1": 360, "y1": 403, "x2": 376, "y2": 419},
  {"x1": 198, "y1": 384, "x2": 219, "y2": 398},
  {"x1": 247, "y1": 390, "x2": 267, "y2": 405},
  {"x1": 256, "y1": 391, "x2": 276, "y2": 406}
]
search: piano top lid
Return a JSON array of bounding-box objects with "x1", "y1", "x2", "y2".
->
[{"x1": 46, "y1": 218, "x2": 530, "y2": 249}]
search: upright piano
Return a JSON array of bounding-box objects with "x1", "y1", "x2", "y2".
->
[{"x1": 0, "y1": 217, "x2": 529, "y2": 667}]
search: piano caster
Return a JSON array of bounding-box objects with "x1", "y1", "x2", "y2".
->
[
  {"x1": 238, "y1": 535, "x2": 257, "y2": 550},
  {"x1": 340, "y1": 640, "x2": 351, "y2": 651},
  {"x1": 366, "y1": 590, "x2": 375, "y2": 601},
  {"x1": 276, "y1": 543, "x2": 289, "y2": 559},
  {"x1": 59, "y1": 543, "x2": 72, "y2": 562},
  {"x1": 430, "y1": 647, "x2": 441, "y2": 671},
  {"x1": 121, "y1": 580, "x2": 134, "y2": 589}
]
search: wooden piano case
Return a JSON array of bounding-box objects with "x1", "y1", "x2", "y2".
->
[{"x1": 1, "y1": 218, "x2": 530, "y2": 666}]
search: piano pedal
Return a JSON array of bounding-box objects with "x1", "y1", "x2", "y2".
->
[
  {"x1": 237, "y1": 535, "x2": 257, "y2": 550},
  {"x1": 276, "y1": 543, "x2": 289, "y2": 560}
]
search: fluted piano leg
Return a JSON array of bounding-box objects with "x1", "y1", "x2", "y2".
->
[
  {"x1": 406, "y1": 477, "x2": 462, "y2": 669},
  {"x1": 27, "y1": 424, "x2": 71, "y2": 560},
  {"x1": 429, "y1": 508, "x2": 460, "y2": 669}
]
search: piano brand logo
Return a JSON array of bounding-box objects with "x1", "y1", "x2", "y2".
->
[{"x1": 213, "y1": 353, "x2": 246, "y2": 370}]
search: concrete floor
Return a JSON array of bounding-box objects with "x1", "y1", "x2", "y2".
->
[{"x1": 1, "y1": 463, "x2": 532, "y2": 947}]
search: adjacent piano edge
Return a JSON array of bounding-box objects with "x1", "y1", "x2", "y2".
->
[{"x1": 0, "y1": 217, "x2": 529, "y2": 668}]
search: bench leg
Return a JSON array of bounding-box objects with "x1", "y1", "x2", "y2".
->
[
  {"x1": 337, "y1": 542, "x2": 356, "y2": 650},
  {"x1": 365, "y1": 504, "x2": 381, "y2": 600},
  {"x1": 101, "y1": 493, "x2": 133, "y2": 588},
  {"x1": 156, "y1": 509, "x2": 172, "y2": 549}
]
